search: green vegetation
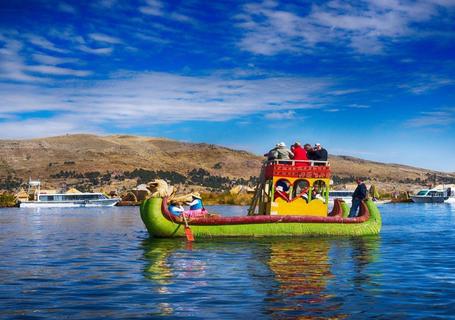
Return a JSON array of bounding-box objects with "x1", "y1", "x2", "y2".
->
[
  {"x1": 0, "y1": 176, "x2": 22, "y2": 191},
  {"x1": 123, "y1": 169, "x2": 187, "y2": 185},
  {"x1": 0, "y1": 193, "x2": 17, "y2": 207}
]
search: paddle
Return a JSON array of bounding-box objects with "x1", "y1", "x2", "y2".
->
[{"x1": 182, "y1": 214, "x2": 194, "y2": 242}]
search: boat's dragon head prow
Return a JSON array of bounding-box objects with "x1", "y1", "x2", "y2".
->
[{"x1": 146, "y1": 179, "x2": 175, "y2": 198}]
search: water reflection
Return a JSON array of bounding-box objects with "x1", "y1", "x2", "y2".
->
[
  {"x1": 142, "y1": 236, "x2": 381, "y2": 319},
  {"x1": 350, "y1": 236, "x2": 380, "y2": 290}
]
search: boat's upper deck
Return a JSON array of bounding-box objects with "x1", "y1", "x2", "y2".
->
[{"x1": 264, "y1": 160, "x2": 330, "y2": 179}]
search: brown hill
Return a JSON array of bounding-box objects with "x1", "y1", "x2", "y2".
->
[{"x1": 0, "y1": 134, "x2": 454, "y2": 192}]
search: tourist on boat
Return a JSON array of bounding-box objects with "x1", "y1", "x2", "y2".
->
[
  {"x1": 264, "y1": 144, "x2": 278, "y2": 160},
  {"x1": 168, "y1": 201, "x2": 185, "y2": 216},
  {"x1": 314, "y1": 143, "x2": 328, "y2": 166},
  {"x1": 184, "y1": 192, "x2": 208, "y2": 218},
  {"x1": 274, "y1": 180, "x2": 291, "y2": 201},
  {"x1": 276, "y1": 142, "x2": 293, "y2": 163},
  {"x1": 348, "y1": 178, "x2": 368, "y2": 218},
  {"x1": 291, "y1": 142, "x2": 309, "y2": 166},
  {"x1": 265, "y1": 142, "x2": 294, "y2": 164},
  {"x1": 369, "y1": 184, "x2": 380, "y2": 201},
  {"x1": 304, "y1": 144, "x2": 317, "y2": 162}
]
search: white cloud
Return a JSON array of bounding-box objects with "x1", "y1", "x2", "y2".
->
[
  {"x1": 236, "y1": 0, "x2": 455, "y2": 55},
  {"x1": 264, "y1": 110, "x2": 296, "y2": 120},
  {"x1": 349, "y1": 104, "x2": 370, "y2": 109},
  {"x1": 32, "y1": 53, "x2": 78, "y2": 65},
  {"x1": 0, "y1": 38, "x2": 42, "y2": 82},
  {"x1": 405, "y1": 110, "x2": 455, "y2": 128},
  {"x1": 0, "y1": 71, "x2": 334, "y2": 136},
  {"x1": 0, "y1": 37, "x2": 89, "y2": 80},
  {"x1": 139, "y1": 0, "x2": 197, "y2": 24},
  {"x1": 400, "y1": 74, "x2": 454, "y2": 94},
  {"x1": 78, "y1": 45, "x2": 113, "y2": 55},
  {"x1": 89, "y1": 33, "x2": 122, "y2": 44},
  {"x1": 139, "y1": 0, "x2": 164, "y2": 16},
  {"x1": 58, "y1": 2, "x2": 76, "y2": 14},
  {"x1": 27, "y1": 35, "x2": 67, "y2": 53},
  {"x1": 26, "y1": 65, "x2": 91, "y2": 77},
  {"x1": 0, "y1": 116, "x2": 101, "y2": 139}
]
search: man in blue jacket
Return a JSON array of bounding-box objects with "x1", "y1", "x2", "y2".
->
[{"x1": 348, "y1": 178, "x2": 368, "y2": 218}]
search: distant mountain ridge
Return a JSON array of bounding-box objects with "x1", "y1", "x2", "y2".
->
[{"x1": 0, "y1": 134, "x2": 454, "y2": 192}]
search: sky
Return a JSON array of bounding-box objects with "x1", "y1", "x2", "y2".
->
[{"x1": 0, "y1": 0, "x2": 454, "y2": 171}]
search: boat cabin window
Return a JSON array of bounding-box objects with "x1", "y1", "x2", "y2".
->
[
  {"x1": 39, "y1": 194, "x2": 107, "y2": 201},
  {"x1": 312, "y1": 180, "x2": 327, "y2": 202},
  {"x1": 417, "y1": 190, "x2": 428, "y2": 196},
  {"x1": 293, "y1": 179, "x2": 310, "y2": 198}
]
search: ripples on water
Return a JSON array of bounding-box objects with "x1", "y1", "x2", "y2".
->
[{"x1": 0, "y1": 203, "x2": 455, "y2": 319}]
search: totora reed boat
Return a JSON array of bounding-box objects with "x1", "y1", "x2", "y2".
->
[{"x1": 140, "y1": 159, "x2": 382, "y2": 238}]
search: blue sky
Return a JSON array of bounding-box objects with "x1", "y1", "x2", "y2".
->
[{"x1": 0, "y1": 0, "x2": 454, "y2": 171}]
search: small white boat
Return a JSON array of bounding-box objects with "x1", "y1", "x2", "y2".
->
[
  {"x1": 20, "y1": 193, "x2": 120, "y2": 208},
  {"x1": 19, "y1": 179, "x2": 120, "y2": 208},
  {"x1": 328, "y1": 190, "x2": 354, "y2": 205},
  {"x1": 411, "y1": 188, "x2": 449, "y2": 203}
]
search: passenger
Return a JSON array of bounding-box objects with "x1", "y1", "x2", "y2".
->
[
  {"x1": 311, "y1": 185, "x2": 325, "y2": 201},
  {"x1": 313, "y1": 143, "x2": 328, "y2": 166},
  {"x1": 168, "y1": 200, "x2": 185, "y2": 216},
  {"x1": 274, "y1": 180, "x2": 290, "y2": 201},
  {"x1": 348, "y1": 178, "x2": 368, "y2": 218},
  {"x1": 264, "y1": 144, "x2": 280, "y2": 161},
  {"x1": 291, "y1": 142, "x2": 309, "y2": 166},
  {"x1": 275, "y1": 142, "x2": 294, "y2": 164},
  {"x1": 184, "y1": 192, "x2": 208, "y2": 218},
  {"x1": 369, "y1": 184, "x2": 380, "y2": 201},
  {"x1": 304, "y1": 143, "x2": 317, "y2": 164},
  {"x1": 276, "y1": 179, "x2": 290, "y2": 192}
]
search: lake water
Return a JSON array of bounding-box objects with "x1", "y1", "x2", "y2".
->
[{"x1": 1, "y1": 203, "x2": 455, "y2": 319}]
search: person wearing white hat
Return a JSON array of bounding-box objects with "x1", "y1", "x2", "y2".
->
[
  {"x1": 275, "y1": 142, "x2": 294, "y2": 163},
  {"x1": 264, "y1": 142, "x2": 293, "y2": 162}
]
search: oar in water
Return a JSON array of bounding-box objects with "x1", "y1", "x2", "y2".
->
[{"x1": 182, "y1": 214, "x2": 194, "y2": 241}]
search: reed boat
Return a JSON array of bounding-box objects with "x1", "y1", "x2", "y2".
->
[
  {"x1": 140, "y1": 196, "x2": 381, "y2": 237},
  {"x1": 140, "y1": 159, "x2": 382, "y2": 238}
]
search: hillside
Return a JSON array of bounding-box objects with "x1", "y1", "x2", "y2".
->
[{"x1": 1, "y1": 134, "x2": 454, "y2": 193}]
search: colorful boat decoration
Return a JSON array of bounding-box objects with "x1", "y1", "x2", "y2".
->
[{"x1": 140, "y1": 160, "x2": 382, "y2": 238}]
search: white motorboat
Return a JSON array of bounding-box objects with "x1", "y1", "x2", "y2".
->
[
  {"x1": 328, "y1": 190, "x2": 354, "y2": 205},
  {"x1": 411, "y1": 188, "x2": 450, "y2": 203},
  {"x1": 19, "y1": 179, "x2": 120, "y2": 208}
]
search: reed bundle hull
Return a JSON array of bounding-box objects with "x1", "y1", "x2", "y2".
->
[{"x1": 140, "y1": 197, "x2": 381, "y2": 238}]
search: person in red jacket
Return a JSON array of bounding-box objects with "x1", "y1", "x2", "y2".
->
[{"x1": 291, "y1": 142, "x2": 309, "y2": 166}]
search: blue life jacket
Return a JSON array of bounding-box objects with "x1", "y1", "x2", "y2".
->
[{"x1": 190, "y1": 198, "x2": 203, "y2": 210}]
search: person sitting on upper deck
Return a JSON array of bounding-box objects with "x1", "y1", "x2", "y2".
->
[
  {"x1": 313, "y1": 143, "x2": 328, "y2": 166},
  {"x1": 264, "y1": 143, "x2": 280, "y2": 161},
  {"x1": 291, "y1": 142, "x2": 309, "y2": 166},
  {"x1": 274, "y1": 142, "x2": 294, "y2": 163},
  {"x1": 304, "y1": 144, "x2": 317, "y2": 163}
]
